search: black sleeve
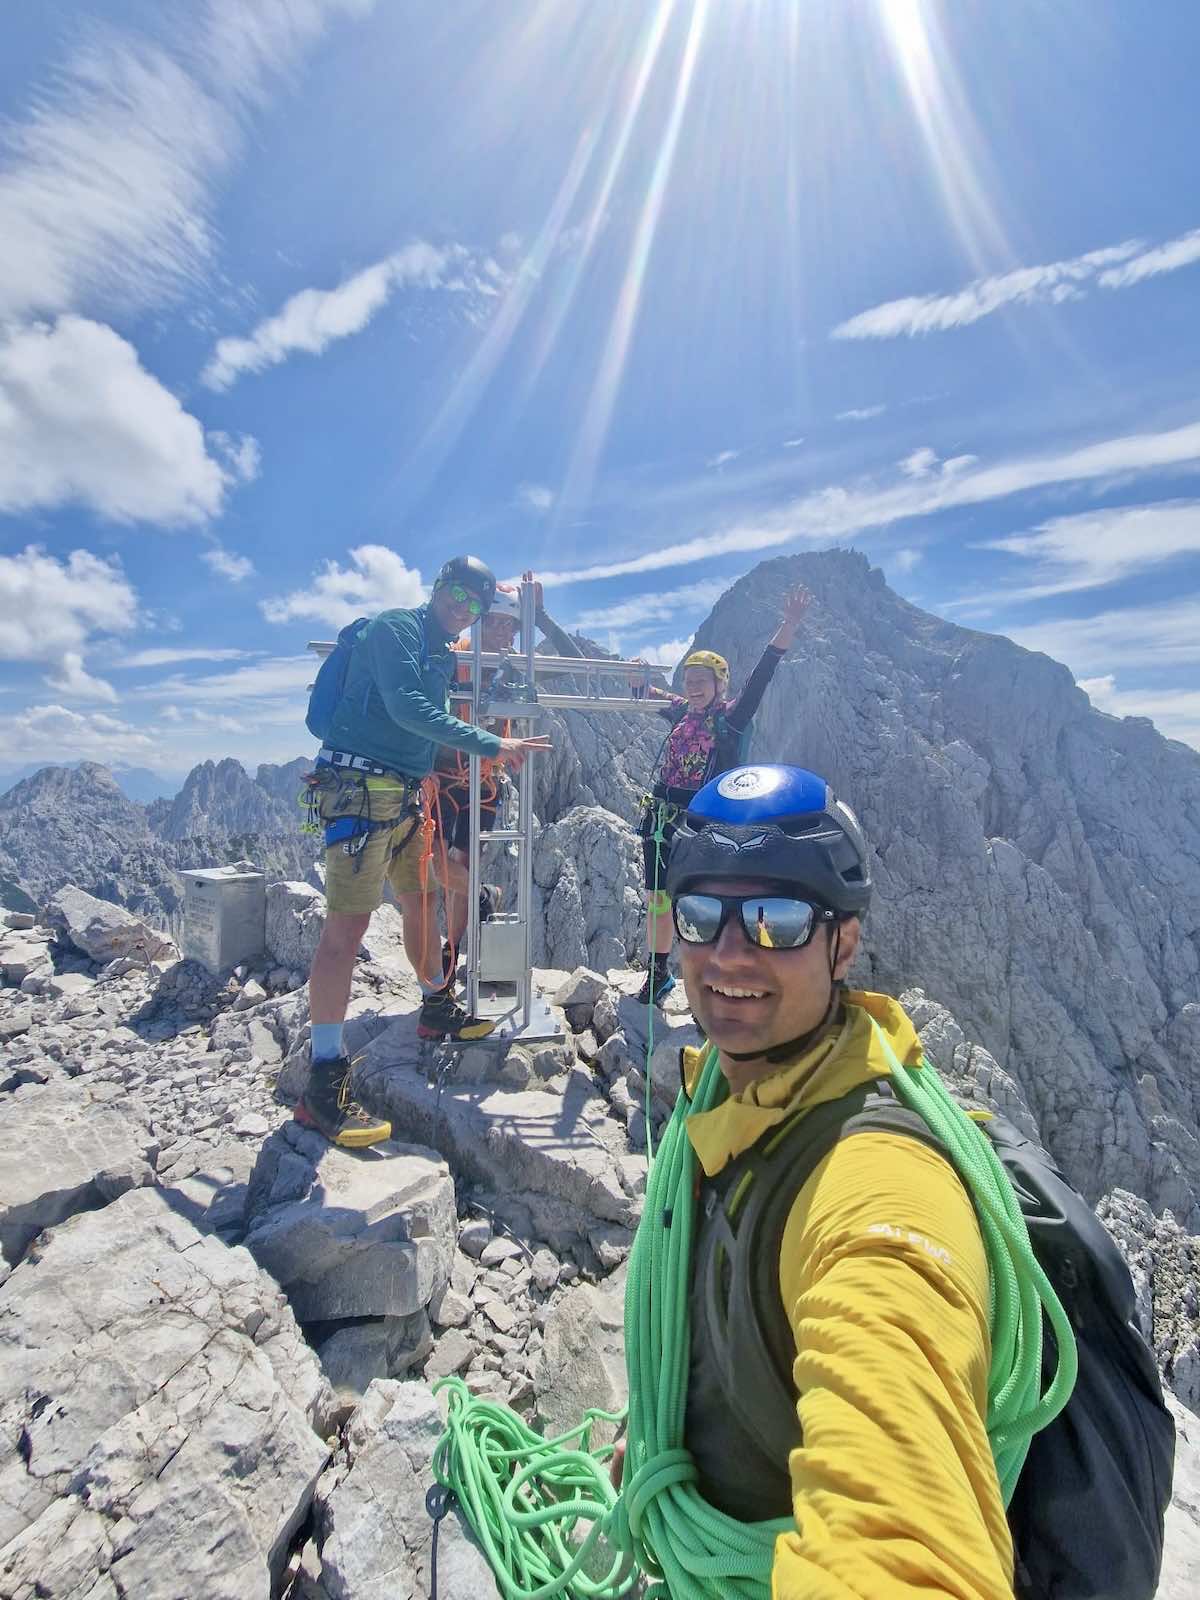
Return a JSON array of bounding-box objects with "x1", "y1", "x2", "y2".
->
[{"x1": 726, "y1": 645, "x2": 786, "y2": 732}]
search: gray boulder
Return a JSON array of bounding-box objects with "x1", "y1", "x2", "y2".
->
[
  {"x1": 314, "y1": 1380, "x2": 496, "y2": 1600},
  {"x1": 530, "y1": 807, "x2": 644, "y2": 974},
  {"x1": 265, "y1": 879, "x2": 326, "y2": 973},
  {"x1": 532, "y1": 1266, "x2": 628, "y2": 1450},
  {"x1": 1162, "y1": 1391, "x2": 1200, "y2": 1597},
  {"x1": 0, "y1": 935, "x2": 50, "y2": 985},
  {"x1": 311, "y1": 1311, "x2": 433, "y2": 1398},
  {"x1": 0, "y1": 1082, "x2": 159, "y2": 1270},
  {"x1": 0, "y1": 1186, "x2": 331, "y2": 1599},
  {"x1": 243, "y1": 1122, "x2": 456, "y2": 1322},
  {"x1": 44, "y1": 885, "x2": 177, "y2": 964}
]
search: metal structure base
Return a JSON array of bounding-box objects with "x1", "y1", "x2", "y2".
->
[{"x1": 475, "y1": 988, "x2": 565, "y2": 1042}]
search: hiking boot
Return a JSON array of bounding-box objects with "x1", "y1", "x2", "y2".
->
[
  {"x1": 417, "y1": 989, "x2": 497, "y2": 1041},
  {"x1": 294, "y1": 1055, "x2": 392, "y2": 1148},
  {"x1": 637, "y1": 969, "x2": 676, "y2": 1008}
]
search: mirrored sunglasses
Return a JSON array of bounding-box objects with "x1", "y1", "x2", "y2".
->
[
  {"x1": 672, "y1": 892, "x2": 839, "y2": 951},
  {"x1": 447, "y1": 583, "x2": 485, "y2": 616}
]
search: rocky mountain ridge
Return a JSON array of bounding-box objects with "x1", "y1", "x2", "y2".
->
[
  {"x1": 0, "y1": 756, "x2": 319, "y2": 931},
  {"x1": 504, "y1": 550, "x2": 1200, "y2": 1231}
]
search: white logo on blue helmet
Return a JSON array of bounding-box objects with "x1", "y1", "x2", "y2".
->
[
  {"x1": 715, "y1": 767, "x2": 782, "y2": 801},
  {"x1": 707, "y1": 830, "x2": 769, "y2": 852}
]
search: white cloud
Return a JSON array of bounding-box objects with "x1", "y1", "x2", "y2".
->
[
  {"x1": 900, "y1": 447, "x2": 938, "y2": 478},
  {"x1": 201, "y1": 241, "x2": 457, "y2": 389},
  {"x1": 836, "y1": 405, "x2": 886, "y2": 422},
  {"x1": 1077, "y1": 674, "x2": 1117, "y2": 705},
  {"x1": 0, "y1": 704, "x2": 155, "y2": 768},
  {"x1": 537, "y1": 418, "x2": 1200, "y2": 587},
  {"x1": 0, "y1": 316, "x2": 231, "y2": 523},
  {"x1": 516, "y1": 482, "x2": 555, "y2": 513},
  {"x1": 135, "y1": 655, "x2": 315, "y2": 705},
  {"x1": 707, "y1": 449, "x2": 739, "y2": 469},
  {"x1": 1007, "y1": 597, "x2": 1200, "y2": 674},
  {"x1": 981, "y1": 500, "x2": 1200, "y2": 600},
  {"x1": 261, "y1": 545, "x2": 425, "y2": 627},
  {"x1": 1097, "y1": 228, "x2": 1200, "y2": 290},
  {"x1": 0, "y1": 2, "x2": 376, "y2": 321},
  {"x1": 900, "y1": 447, "x2": 979, "y2": 482},
  {"x1": 632, "y1": 637, "x2": 691, "y2": 670},
  {"x1": 568, "y1": 578, "x2": 729, "y2": 634},
  {"x1": 43, "y1": 651, "x2": 118, "y2": 703},
  {"x1": 117, "y1": 646, "x2": 256, "y2": 668},
  {"x1": 782, "y1": 437, "x2": 805, "y2": 449},
  {"x1": 199, "y1": 1, "x2": 377, "y2": 106},
  {"x1": 0, "y1": 38, "x2": 230, "y2": 320},
  {"x1": 0, "y1": 546, "x2": 137, "y2": 663},
  {"x1": 891, "y1": 548, "x2": 923, "y2": 574},
  {"x1": 202, "y1": 546, "x2": 256, "y2": 583},
  {"x1": 210, "y1": 430, "x2": 261, "y2": 482},
  {"x1": 833, "y1": 226, "x2": 1200, "y2": 340}
]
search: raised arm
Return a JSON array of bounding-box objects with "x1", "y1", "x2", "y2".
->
[{"x1": 726, "y1": 586, "x2": 811, "y2": 731}]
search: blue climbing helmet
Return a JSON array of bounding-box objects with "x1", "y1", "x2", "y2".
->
[{"x1": 665, "y1": 763, "x2": 872, "y2": 915}]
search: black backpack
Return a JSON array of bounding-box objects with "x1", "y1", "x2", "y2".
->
[{"x1": 697, "y1": 1076, "x2": 1176, "y2": 1599}]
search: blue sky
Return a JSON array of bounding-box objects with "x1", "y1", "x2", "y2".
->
[{"x1": 2, "y1": 0, "x2": 1199, "y2": 780}]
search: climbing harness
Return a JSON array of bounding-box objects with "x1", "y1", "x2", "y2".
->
[{"x1": 299, "y1": 765, "x2": 424, "y2": 866}]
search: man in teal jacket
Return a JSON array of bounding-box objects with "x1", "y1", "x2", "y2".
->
[{"x1": 298, "y1": 555, "x2": 550, "y2": 1147}]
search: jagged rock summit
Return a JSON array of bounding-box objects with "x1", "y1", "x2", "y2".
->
[{"x1": 517, "y1": 548, "x2": 1200, "y2": 1227}]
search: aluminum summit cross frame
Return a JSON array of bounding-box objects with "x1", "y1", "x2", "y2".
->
[{"x1": 307, "y1": 577, "x2": 667, "y2": 1040}]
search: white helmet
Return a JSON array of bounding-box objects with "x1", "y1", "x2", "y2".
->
[{"x1": 488, "y1": 583, "x2": 521, "y2": 622}]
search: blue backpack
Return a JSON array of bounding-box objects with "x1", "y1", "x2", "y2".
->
[{"x1": 305, "y1": 616, "x2": 370, "y2": 741}]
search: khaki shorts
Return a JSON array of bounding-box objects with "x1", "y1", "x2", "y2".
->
[{"x1": 318, "y1": 771, "x2": 432, "y2": 916}]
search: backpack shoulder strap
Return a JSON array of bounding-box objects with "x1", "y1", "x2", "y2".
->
[{"x1": 696, "y1": 1079, "x2": 948, "y2": 1469}]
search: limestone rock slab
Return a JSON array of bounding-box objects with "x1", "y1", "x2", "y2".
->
[
  {"x1": 1161, "y1": 1391, "x2": 1200, "y2": 1597},
  {"x1": 0, "y1": 1083, "x2": 159, "y2": 1270},
  {"x1": 265, "y1": 880, "x2": 326, "y2": 974},
  {"x1": 0, "y1": 1186, "x2": 331, "y2": 1599},
  {"x1": 243, "y1": 1121, "x2": 456, "y2": 1323},
  {"x1": 315, "y1": 1381, "x2": 495, "y2": 1600},
  {"x1": 532, "y1": 1266, "x2": 627, "y2": 1450},
  {"x1": 355, "y1": 1017, "x2": 636, "y2": 1240}
]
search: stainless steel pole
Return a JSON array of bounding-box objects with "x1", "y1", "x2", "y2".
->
[
  {"x1": 466, "y1": 616, "x2": 482, "y2": 1019},
  {"x1": 519, "y1": 576, "x2": 537, "y2": 1029}
]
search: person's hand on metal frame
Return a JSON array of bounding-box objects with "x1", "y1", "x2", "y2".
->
[{"x1": 497, "y1": 734, "x2": 553, "y2": 770}]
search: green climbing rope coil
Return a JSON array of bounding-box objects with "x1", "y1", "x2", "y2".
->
[{"x1": 432, "y1": 1031, "x2": 1079, "y2": 1599}]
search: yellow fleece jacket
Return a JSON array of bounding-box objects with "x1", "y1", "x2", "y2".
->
[{"x1": 683, "y1": 991, "x2": 1014, "y2": 1600}]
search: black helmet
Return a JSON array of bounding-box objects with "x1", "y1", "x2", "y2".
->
[
  {"x1": 666, "y1": 764, "x2": 872, "y2": 915},
  {"x1": 434, "y1": 555, "x2": 497, "y2": 611}
]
